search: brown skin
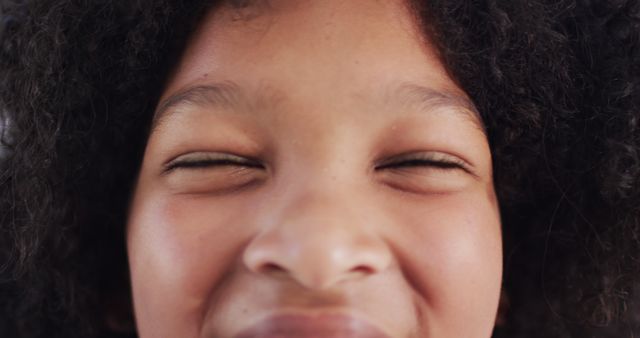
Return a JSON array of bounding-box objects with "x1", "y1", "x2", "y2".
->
[{"x1": 127, "y1": 0, "x2": 503, "y2": 337}]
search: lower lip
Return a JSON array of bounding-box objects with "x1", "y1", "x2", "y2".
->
[{"x1": 234, "y1": 313, "x2": 391, "y2": 338}]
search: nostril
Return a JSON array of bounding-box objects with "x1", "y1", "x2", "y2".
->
[
  {"x1": 350, "y1": 265, "x2": 375, "y2": 275},
  {"x1": 259, "y1": 262, "x2": 288, "y2": 275}
]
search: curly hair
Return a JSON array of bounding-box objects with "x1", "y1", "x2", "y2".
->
[{"x1": 0, "y1": 0, "x2": 638, "y2": 337}]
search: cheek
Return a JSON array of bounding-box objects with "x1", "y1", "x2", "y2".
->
[
  {"x1": 127, "y1": 192, "x2": 255, "y2": 336},
  {"x1": 385, "y1": 191, "x2": 502, "y2": 335}
]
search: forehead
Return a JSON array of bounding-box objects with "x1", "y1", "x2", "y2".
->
[
  {"x1": 165, "y1": 0, "x2": 450, "y2": 90},
  {"x1": 157, "y1": 0, "x2": 481, "y2": 130}
]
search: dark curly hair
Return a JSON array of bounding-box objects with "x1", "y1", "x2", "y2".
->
[{"x1": 0, "y1": 0, "x2": 638, "y2": 337}]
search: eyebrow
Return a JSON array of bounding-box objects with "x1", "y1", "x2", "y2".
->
[
  {"x1": 151, "y1": 81, "x2": 484, "y2": 133},
  {"x1": 152, "y1": 82, "x2": 246, "y2": 131},
  {"x1": 391, "y1": 83, "x2": 485, "y2": 133}
]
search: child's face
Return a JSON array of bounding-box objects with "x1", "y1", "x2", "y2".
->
[{"x1": 127, "y1": 0, "x2": 502, "y2": 337}]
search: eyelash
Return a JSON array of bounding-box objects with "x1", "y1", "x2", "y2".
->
[
  {"x1": 164, "y1": 153, "x2": 468, "y2": 173},
  {"x1": 164, "y1": 156, "x2": 263, "y2": 173},
  {"x1": 375, "y1": 157, "x2": 467, "y2": 172}
]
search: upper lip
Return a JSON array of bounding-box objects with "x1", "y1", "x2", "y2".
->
[{"x1": 233, "y1": 312, "x2": 391, "y2": 338}]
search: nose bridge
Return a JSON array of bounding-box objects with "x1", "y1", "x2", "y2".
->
[
  {"x1": 242, "y1": 180, "x2": 392, "y2": 289},
  {"x1": 275, "y1": 188, "x2": 366, "y2": 249}
]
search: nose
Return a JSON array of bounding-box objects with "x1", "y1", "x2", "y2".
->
[{"x1": 242, "y1": 190, "x2": 392, "y2": 290}]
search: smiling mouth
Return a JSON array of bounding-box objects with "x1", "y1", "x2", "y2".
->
[{"x1": 233, "y1": 313, "x2": 391, "y2": 338}]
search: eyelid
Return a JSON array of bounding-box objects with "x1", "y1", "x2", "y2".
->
[
  {"x1": 163, "y1": 151, "x2": 262, "y2": 173},
  {"x1": 376, "y1": 151, "x2": 475, "y2": 174}
]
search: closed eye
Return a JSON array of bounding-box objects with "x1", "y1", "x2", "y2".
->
[
  {"x1": 375, "y1": 152, "x2": 474, "y2": 175},
  {"x1": 378, "y1": 158, "x2": 464, "y2": 170},
  {"x1": 163, "y1": 152, "x2": 264, "y2": 174}
]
